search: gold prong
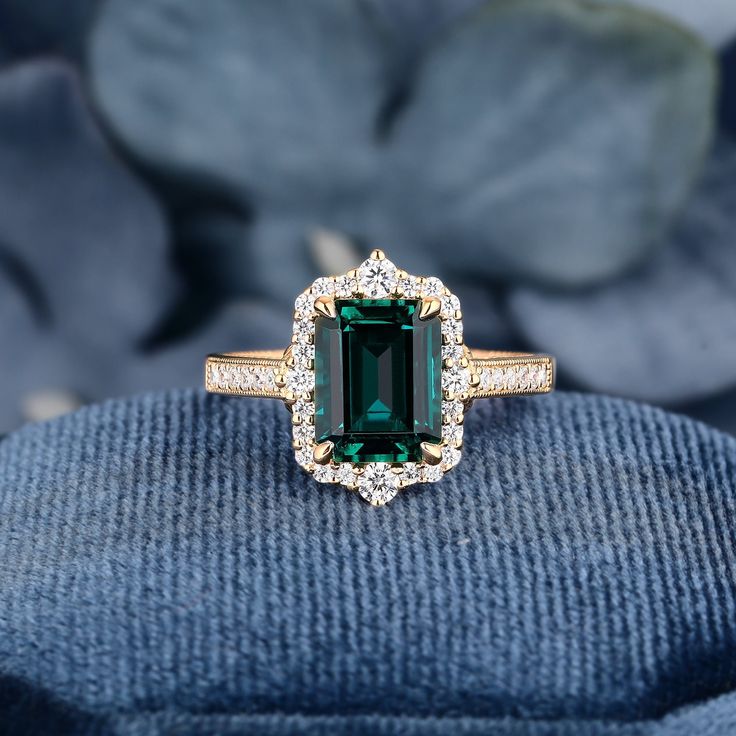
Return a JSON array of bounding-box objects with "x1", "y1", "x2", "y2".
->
[
  {"x1": 390, "y1": 465, "x2": 404, "y2": 475},
  {"x1": 370, "y1": 248, "x2": 386, "y2": 260},
  {"x1": 419, "y1": 297, "x2": 441, "y2": 321},
  {"x1": 283, "y1": 345, "x2": 293, "y2": 363},
  {"x1": 459, "y1": 356, "x2": 469, "y2": 368},
  {"x1": 274, "y1": 373, "x2": 286, "y2": 388},
  {"x1": 313, "y1": 441, "x2": 334, "y2": 465},
  {"x1": 469, "y1": 373, "x2": 480, "y2": 388},
  {"x1": 292, "y1": 414, "x2": 301, "y2": 425},
  {"x1": 444, "y1": 358, "x2": 455, "y2": 369},
  {"x1": 314, "y1": 295, "x2": 337, "y2": 320},
  {"x1": 421, "y1": 442, "x2": 443, "y2": 466},
  {"x1": 347, "y1": 269, "x2": 357, "y2": 279},
  {"x1": 292, "y1": 440, "x2": 302, "y2": 450},
  {"x1": 397, "y1": 269, "x2": 408, "y2": 279},
  {"x1": 454, "y1": 310, "x2": 462, "y2": 320}
]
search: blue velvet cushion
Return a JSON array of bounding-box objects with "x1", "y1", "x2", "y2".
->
[{"x1": 0, "y1": 390, "x2": 735, "y2": 735}]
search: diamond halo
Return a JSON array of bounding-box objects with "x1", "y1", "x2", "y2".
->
[{"x1": 284, "y1": 250, "x2": 471, "y2": 506}]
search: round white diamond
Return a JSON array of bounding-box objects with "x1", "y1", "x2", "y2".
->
[
  {"x1": 311, "y1": 277, "x2": 334, "y2": 296},
  {"x1": 313, "y1": 464, "x2": 336, "y2": 483},
  {"x1": 295, "y1": 447, "x2": 313, "y2": 468},
  {"x1": 286, "y1": 369, "x2": 314, "y2": 395},
  {"x1": 443, "y1": 423, "x2": 463, "y2": 446},
  {"x1": 423, "y1": 277, "x2": 444, "y2": 297},
  {"x1": 442, "y1": 367, "x2": 470, "y2": 395},
  {"x1": 239, "y1": 368, "x2": 255, "y2": 390},
  {"x1": 398, "y1": 276, "x2": 420, "y2": 297},
  {"x1": 334, "y1": 275, "x2": 357, "y2": 297},
  {"x1": 491, "y1": 368, "x2": 505, "y2": 390},
  {"x1": 291, "y1": 342, "x2": 314, "y2": 365},
  {"x1": 480, "y1": 368, "x2": 493, "y2": 391},
  {"x1": 532, "y1": 364, "x2": 548, "y2": 388},
  {"x1": 503, "y1": 366, "x2": 518, "y2": 390},
  {"x1": 442, "y1": 446, "x2": 461, "y2": 469},
  {"x1": 292, "y1": 399, "x2": 314, "y2": 418},
  {"x1": 358, "y1": 258, "x2": 398, "y2": 298},
  {"x1": 442, "y1": 399, "x2": 464, "y2": 423},
  {"x1": 294, "y1": 293, "x2": 313, "y2": 317},
  {"x1": 357, "y1": 463, "x2": 399, "y2": 505},
  {"x1": 293, "y1": 319, "x2": 313, "y2": 343},
  {"x1": 441, "y1": 294, "x2": 460, "y2": 317},
  {"x1": 442, "y1": 319, "x2": 463, "y2": 342},
  {"x1": 293, "y1": 423, "x2": 315, "y2": 445},
  {"x1": 335, "y1": 464, "x2": 357, "y2": 486},
  {"x1": 400, "y1": 463, "x2": 421, "y2": 486},
  {"x1": 421, "y1": 464, "x2": 444, "y2": 483},
  {"x1": 256, "y1": 367, "x2": 276, "y2": 390},
  {"x1": 517, "y1": 365, "x2": 530, "y2": 389},
  {"x1": 442, "y1": 343, "x2": 463, "y2": 362}
]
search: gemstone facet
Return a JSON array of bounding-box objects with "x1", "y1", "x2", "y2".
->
[{"x1": 314, "y1": 299, "x2": 442, "y2": 464}]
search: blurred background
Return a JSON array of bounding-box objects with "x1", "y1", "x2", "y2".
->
[{"x1": 0, "y1": 0, "x2": 735, "y2": 436}]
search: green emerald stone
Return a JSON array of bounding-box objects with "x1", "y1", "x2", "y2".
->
[{"x1": 314, "y1": 299, "x2": 442, "y2": 464}]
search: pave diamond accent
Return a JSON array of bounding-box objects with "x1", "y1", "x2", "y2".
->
[
  {"x1": 357, "y1": 464, "x2": 400, "y2": 506},
  {"x1": 286, "y1": 368, "x2": 314, "y2": 396},
  {"x1": 357, "y1": 257, "x2": 398, "y2": 298},
  {"x1": 206, "y1": 361, "x2": 279, "y2": 396},
  {"x1": 474, "y1": 360, "x2": 551, "y2": 397}
]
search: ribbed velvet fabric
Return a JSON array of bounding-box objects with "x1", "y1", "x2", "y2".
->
[{"x1": 0, "y1": 389, "x2": 735, "y2": 735}]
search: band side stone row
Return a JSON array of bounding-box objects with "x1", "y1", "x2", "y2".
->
[
  {"x1": 205, "y1": 354, "x2": 554, "y2": 399},
  {"x1": 205, "y1": 357, "x2": 281, "y2": 397}
]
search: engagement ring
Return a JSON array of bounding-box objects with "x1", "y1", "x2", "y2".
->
[{"x1": 205, "y1": 250, "x2": 555, "y2": 505}]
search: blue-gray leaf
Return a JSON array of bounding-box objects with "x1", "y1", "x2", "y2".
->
[
  {"x1": 90, "y1": 0, "x2": 389, "y2": 208},
  {"x1": 387, "y1": 0, "x2": 716, "y2": 286},
  {"x1": 0, "y1": 61, "x2": 177, "y2": 349},
  {"x1": 508, "y1": 140, "x2": 736, "y2": 404}
]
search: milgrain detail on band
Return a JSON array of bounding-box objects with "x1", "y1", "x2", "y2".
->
[
  {"x1": 205, "y1": 352, "x2": 282, "y2": 398},
  {"x1": 470, "y1": 352, "x2": 555, "y2": 398},
  {"x1": 205, "y1": 350, "x2": 555, "y2": 400}
]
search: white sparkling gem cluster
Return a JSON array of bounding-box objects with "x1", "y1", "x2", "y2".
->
[
  {"x1": 286, "y1": 253, "x2": 467, "y2": 506},
  {"x1": 208, "y1": 362, "x2": 278, "y2": 394},
  {"x1": 478, "y1": 362, "x2": 549, "y2": 394}
]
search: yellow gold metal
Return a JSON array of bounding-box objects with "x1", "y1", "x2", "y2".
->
[
  {"x1": 419, "y1": 296, "x2": 442, "y2": 321},
  {"x1": 420, "y1": 442, "x2": 443, "y2": 466},
  {"x1": 370, "y1": 248, "x2": 386, "y2": 260},
  {"x1": 314, "y1": 296, "x2": 337, "y2": 320},
  {"x1": 313, "y1": 441, "x2": 334, "y2": 465}
]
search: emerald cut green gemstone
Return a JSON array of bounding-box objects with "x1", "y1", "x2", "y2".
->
[{"x1": 314, "y1": 299, "x2": 442, "y2": 464}]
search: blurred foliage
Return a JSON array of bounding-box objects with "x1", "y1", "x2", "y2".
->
[
  {"x1": 91, "y1": 0, "x2": 714, "y2": 293},
  {"x1": 0, "y1": 0, "x2": 734, "y2": 434}
]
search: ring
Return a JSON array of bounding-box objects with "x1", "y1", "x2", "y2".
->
[{"x1": 205, "y1": 249, "x2": 555, "y2": 505}]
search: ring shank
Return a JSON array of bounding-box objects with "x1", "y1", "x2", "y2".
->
[{"x1": 205, "y1": 349, "x2": 554, "y2": 399}]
